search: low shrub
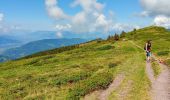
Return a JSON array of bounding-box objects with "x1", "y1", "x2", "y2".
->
[
  {"x1": 108, "y1": 62, "x2": 118, "y2": 68},
  {"x1": 9, "y1": 86, "x2": 28, "y2": 98},
  {"x1": 67, "y1": 71, "x2": 113, "y2": 99},
  {"x1": 53, "y1": 71, "x2": 91, "y2": 86},
  {"x1": 151, "y1": 61, "x2": 161, "y2": 77},
  {"x1": 34, "y1": 77, "x2": 48, "y2": 83},
  {"x1": 157, "y1": 51, "x2": 169, "y2": 56},
  {"x1": 165, "y1": 59, "x2": 170, "y2": 66},
  {"x1": 19, "y1": 74, "x2": 33, "y2": 82},
  {"x1": 24, "y1": 59, "x2": 39, "y2": 65},
  {"x1": 97, "y1": 45, "x2": 114, "y2": 50}
]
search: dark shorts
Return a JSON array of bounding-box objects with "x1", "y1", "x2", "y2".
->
[{"x1": 146, "y1": 52, "x2": 151, "y2": 57}]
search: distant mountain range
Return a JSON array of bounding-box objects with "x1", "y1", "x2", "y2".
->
[
  {"x1": 0, "y1": 55, "x2": 10, "y2": 62},
  {"x1": 0, "y1": 30, "x2": 109, "y2": 62},
  {"x1": 0, "y1": 38, "x2": 87, "y2": 62},
  {"x1": 0, "y1": 36, "x2": 22, "y2": 54}
]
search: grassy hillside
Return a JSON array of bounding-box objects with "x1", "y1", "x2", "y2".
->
[
  {"x1": 0, "y1": 26, "x2": 169, "y2": 100},
  {"x1": 126, "y1": 26, "x2": 170, "y2": 66}
]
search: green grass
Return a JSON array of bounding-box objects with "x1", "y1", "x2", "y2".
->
[
  {"x1": 0, "y1": 26, "x2": 170, "y2": 99},
  {"x1": 151, "y1": 61, "x2": 161, "y2": 77},
  {"x1": 109, "y1": 48, "x2": 150, "y2": 100},
  {"x1": 0, "y1": 40, "x2": 151, "y2": 99},
  {"x1": 157, "y1": 51, "x2": 169, "y2": 56},
  {"x1": 67, "y1": 69, "x2": 113, "y2": 99},
  {"x1": 165, "y1": 59, "x2": 170, "y2": 67}
]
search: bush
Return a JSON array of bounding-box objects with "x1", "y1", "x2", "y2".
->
[
  {"x1": 97, "y1": 45, "x2": 114, "y2": 50},
  {"x1": 151, "y1": 61, "x2": 161, "y2": 77},
  {"x1": 24, "y1": 59, "x2": 39, "y2": 65},
  {"x1": 10, "y1": 86, "x2": 28, "y2": 98},
  {"x1": 157, "y1": 51, "x2": 169, "y2": 56},
  {"x1": 53, "y1": 71, "x2": 91, "y2": 86},
  {"x1": 108, "y1": 62, "x2": 118, "y2": 68},
  {"x1": 165, "y1": 59, "x2": 170, "y2": 66},
  {"x1": 67, "y1": 71, "x2": 113, "y2": 99}
]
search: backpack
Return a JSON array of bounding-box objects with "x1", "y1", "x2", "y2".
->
[
  {"x1": 144, "y1": 45, "x2": 146, "y2": 50},
  {"x1": 144, "y1": 43, "x2": 151, "y2": 50}
]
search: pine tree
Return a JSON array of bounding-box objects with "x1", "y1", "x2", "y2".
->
[
  {"x1": 114, "y1": 33, "x2": 119, "y2": 41},
  {"x1": 120, "y1": 31, "x2": 126, "y2": 38}
]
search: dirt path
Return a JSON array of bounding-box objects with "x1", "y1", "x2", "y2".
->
[
  {"x1": 99, "y1": 74, "x2": 125, "y2": 100},
  {"x1": 83, "y1": 74, "x2": 125, "y2": 100},
  {"x1": 130, "y1": 41, "x2": 170, "y2": 99},
  {"x1": 146, "y1": 62, "x2": 155, "y2": 84},
  {"x1": 146, "y1": 60, "x2": 170, "y2": 100}
]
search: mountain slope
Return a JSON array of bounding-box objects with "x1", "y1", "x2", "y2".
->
[
  {"x1": 0, "y1": 55, "x2": 10, "y2": 62},
  {"x1": 0, "y1": 36, "x2": 20, "y2": 45},
  {"x1": 0, "y1": 26, "x2": 169, "y2": 99},
  {"x1": 0, "y1": 36, "x2": 22, "y2": 54},
  {"x1": 126, "y1": 26, "x2": 170, "y2": 66},
  {"x1": 1, "y1": 38, "x2": 87, "y2": 60}
]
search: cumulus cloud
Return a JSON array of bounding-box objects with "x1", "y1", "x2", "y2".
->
[
  {"x1": 140, "y1": 0, "x2": 170, "y2": 17},
  {"x1": 55, "y1": 24, "x2": 71, "y2": 31},
  {"x1": 45, "y1": 0, "x2": 68, "y2": 20},
  {"x1": 46, "y1": 0, "x2": 139, "y2": 35},
  {"x1": 70, "y1": 0, "x2": 108, "y2": 33},
  {"x1": 140, "y1": 0, "x2": 170, "y2": 28},
  {"x1": 56, "y1": 32, "x2": 63, "y2": 38},
  {"x1": 71, "y1": 0, "x2": 104, "y2": 12},
  {"x1": 112, "y1": 23, "x2": 140, "y2": 32},
  {"x1": 154, "y1": 15, "x2": 170, "y2": 28},
  {"x1": 46, "y1": 0, "x2": 111, "y2": 34}
]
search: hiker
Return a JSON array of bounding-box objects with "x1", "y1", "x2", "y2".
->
[{"x1": 145, "y1": 40, "x2": 152, "y2": 61}]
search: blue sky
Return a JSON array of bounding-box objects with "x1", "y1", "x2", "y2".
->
[{"x1": 0, "y1": 0, "x2": 170, "y2": 36}]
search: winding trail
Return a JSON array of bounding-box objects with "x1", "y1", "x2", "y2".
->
[
  {"x1": 83, "y1": 74, "x2": 125, "y2": 100},
  {"x1": 83, "y1": 41, "x2": 170, "y2": 100},
  {"x1": 99, "y1": 74, "x2": 125, "y2": 100},
  {"x1": 130, "y1": 41, "x2": 170, "y2": 100},
  {"x1": 146, "y1": 62, "x2": 155, "y2": 84},
  {"x1": 147, "y1": 61, "x2": 170, "y2": 100}
]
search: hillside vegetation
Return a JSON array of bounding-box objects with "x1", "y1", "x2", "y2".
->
[
  {"x1": 126, "y1": 26, "x2": 170, "y2": 66},
  {"x1": 0, "y1": 26, "x2": 169, "y2": 100}
]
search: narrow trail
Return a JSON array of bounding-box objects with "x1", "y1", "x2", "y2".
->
[
  {"x1": 146, "y1": 62, "x2": 155, "y2": 84},
  {"x1": 130, "y1": 41, "x2": 170, "y2": 100},
  {"x1": 83, "y1": 74, "x2": 125, "y2": 100},
  {"x1": 150, "y1": 61, "x2": 170, "y2": 100},
  {"x1": 83, "y1": 41, "x2": 170, "y2": 100},
  {"x1": 99, "y1": 74, "x2": 125, "y2": 100}
]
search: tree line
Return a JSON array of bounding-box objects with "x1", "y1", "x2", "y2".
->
[{"x1": 107, "y1": 31, "x2": 127, "y2": 41}]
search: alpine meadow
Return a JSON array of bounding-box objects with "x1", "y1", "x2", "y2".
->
[
  {"x1": 0, "y1": 26, "x2": 170, "y2": 99},
  {"x1": 0, "y1": 0, "x2": 170, "y2": 100}
]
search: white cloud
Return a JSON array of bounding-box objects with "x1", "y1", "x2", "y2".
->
[
  {"x1": 45, "y1": 0, "x2": 68, "y2": 20},
  {"x1": 0, "y1": 13, "x2": 4, "y2": 22},
  {"x1": 71, "y1": 0, "x2": 104, "y2": 12},
  {"x1": 154, "y1": 15, "x2": 170, "y2": 28},
  {"x1": 135, "y1": 11, "x2": 149, "y2": 18},
  {"x1": 46, "y1": 0, "x2": 138, "y2": 35},
  {"x1": 140, "y1": 0, "x2": 170, "y2": 28},
  {"x1": 55, "y1": 24, "x2": 71, "y2": 31},
  {"x1": 94, "y1": 14, "x2": 112, "y2": 33},
  {"x1": 112, "y1": 23, "x2": 140, "y2": 32},
  {"x1": 140, "y1": 0, "x2": 170, "y2": 17},
  {"x1": 69, "y1": 0, "x2": 107, "y2": 33},
  {"x1": 56, "y1": 32, "x2": 63, "y2": 38}
]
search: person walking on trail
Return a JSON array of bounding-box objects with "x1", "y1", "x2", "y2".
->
[{"x1": 145, "y1": 40, "x2": 152, "y2": 62}]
